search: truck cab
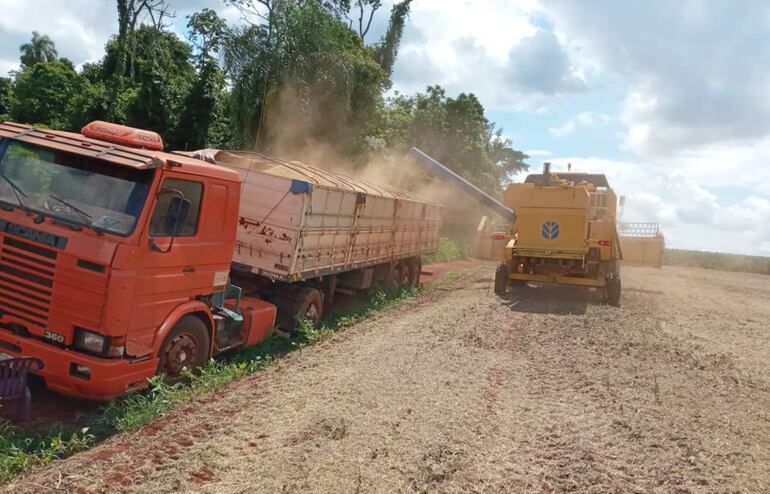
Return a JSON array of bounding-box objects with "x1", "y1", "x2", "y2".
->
[{"x1": 0, "y1": 121, "x2": 274, "y2": 400}]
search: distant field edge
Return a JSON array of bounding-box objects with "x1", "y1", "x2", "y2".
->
[{"x1": 663, "y1": 248, "x2": 770, "y2": 275}]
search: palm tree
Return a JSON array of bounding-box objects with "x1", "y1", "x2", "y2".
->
[{"x1": 19, "y1": 31, "x2": 58, "y2": 67}]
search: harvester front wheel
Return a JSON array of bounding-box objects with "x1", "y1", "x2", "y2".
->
[
  {"x1": 494, "y1": 264, "x2": 508, "y2": 295},
  {"x1": 605, "y1": 274, "x2": 621, "y2": 307}
]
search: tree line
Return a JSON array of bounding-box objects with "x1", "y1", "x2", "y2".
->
[{"x1": 0, "y1": 0, "x2": 528, "y2": 194}]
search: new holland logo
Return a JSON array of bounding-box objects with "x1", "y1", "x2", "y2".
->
[{"x1": 541, "y1": 220, "x2": 560, "y2": 240}]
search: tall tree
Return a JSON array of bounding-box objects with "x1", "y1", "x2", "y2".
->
[
  {"x1": 186, "y1": 8, "x2": 228, "y2": 64},
  {"x1": 108, "y1": 0, "x2": 174, "y2": 118},
  {"x1": 19, "y1": 32, "x2": 58, "y2": 67},
  {"x1": 365, "y1": 86, "x2": 528, "y2": 194},
  {"x1": 224, "y1": 0, "x2": 385, "y2": 152},
  {"x1": 0, "y1": 77, "x2": 12, "y2": 121},
  {"x1": 11, "y1": 60, "x2": 80, "y2": 129},
  {"x1": 371, "y1": 0, "x2": 411, "y2": 86},
  {"x1": 353, "y1": 0, "x2": 382, "y2": 42},
  {"x1": 173, "y1": 9, "x2": 230, "y2": 150},
  {"x1": 123, "y1": 26, "x2": 196, "y2": 140},
  {"x1": 225, "y1": 0, "x2": 277, "y2": 37}
]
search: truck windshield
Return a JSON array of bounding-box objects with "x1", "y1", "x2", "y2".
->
[{"x1": 0, "y1": 140, "x2": 153, "y2": 236}]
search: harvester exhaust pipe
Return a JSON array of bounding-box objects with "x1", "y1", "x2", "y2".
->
[{"x1": 408, "y1": 147, "x2": 516, "y2": 222}]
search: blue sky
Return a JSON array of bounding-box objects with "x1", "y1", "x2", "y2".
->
[{"x1": 1, "y1": 0, "x2": 769, "y2": 255}]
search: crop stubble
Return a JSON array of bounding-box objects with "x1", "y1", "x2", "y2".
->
[{"x1": 5, "y1": 264, "x2": 769, "y2": 493}]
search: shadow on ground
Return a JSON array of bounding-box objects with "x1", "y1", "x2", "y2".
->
[{"x1": 498, "y1": 283, "x2": 603, "y2": 315}]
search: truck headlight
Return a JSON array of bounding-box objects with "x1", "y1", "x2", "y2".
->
[{"x1": 74, "y1": 328, "x2": 108, "y2": 354}]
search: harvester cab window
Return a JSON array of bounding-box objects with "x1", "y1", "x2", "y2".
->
[{"x1": 150, "y1": 178, "x2": 203, "y2": 237}]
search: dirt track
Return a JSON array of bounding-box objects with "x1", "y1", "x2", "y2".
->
[{"x1": 6, "y1": 264, "x2": 770, "y2": 493}]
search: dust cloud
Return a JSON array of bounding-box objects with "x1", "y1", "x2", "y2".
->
[{"x1": 254, "y1": 83, "x2": 492, "y2": 240}]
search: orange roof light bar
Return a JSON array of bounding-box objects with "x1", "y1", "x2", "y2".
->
[{"x1": 81, "y1": 120, "x2": 163, "y2": 151}]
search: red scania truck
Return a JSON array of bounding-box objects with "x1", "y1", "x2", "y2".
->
[{"x1": 0, "y1": 121, "x2": 441, "y2": 400}]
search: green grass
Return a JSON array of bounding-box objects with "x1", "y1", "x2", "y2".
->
[
  {"x1": 0, "y1": 422, "x2": 94, "y2": 484},
  {"x1": 422, "y1": 236, "x2": 472, "y2": 264},
  {"x1": 664, "y1": 248, "x2": 770, "y2": 275},
  {"x1": 623, "y1": 338, "x2": 672, "y2": 353},
  {"x1": 0, "y1": 271, "x2": 469, "y2": 484}
]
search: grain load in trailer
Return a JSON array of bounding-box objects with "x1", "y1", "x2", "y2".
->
[{"x1": 194, "y1": 150, "x2": 442, "y2": 282}]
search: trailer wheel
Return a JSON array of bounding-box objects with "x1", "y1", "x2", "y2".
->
[
  {"x1": 606, "y1": 274, "x2": 621, "y2": 307},
  {"x1": 410, "y1": 258, "x2": 422, "y2": 287},
  {"x1": 398, "y1": 264, "x2": 413, "y2": 288},
  {"x1": 494, "y1": 264, "x2": 508, "y2": 295},
  {"x1": 294, "y1": 287, "x2": 323, "y2": 326},
  {"x1": 158, "y1": 315, "x2": 210, "y2": 380}
]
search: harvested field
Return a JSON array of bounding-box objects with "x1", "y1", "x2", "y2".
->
[{"x1": 5, "y1": 264, "x2": 770, "y2": 493}]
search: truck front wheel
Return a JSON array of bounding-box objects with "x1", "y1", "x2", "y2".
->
[{"x1": 158, "y1": 315, "x2": 211, "y2": 379}]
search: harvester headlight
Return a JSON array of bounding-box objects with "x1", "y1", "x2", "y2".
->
[{"x1": 74, "y1": 328, "x2": 108, "y2": 355}]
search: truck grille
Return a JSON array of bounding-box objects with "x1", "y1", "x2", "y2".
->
[{"x1": 0, "y1": 236, "x2": 56, "y2": 327}]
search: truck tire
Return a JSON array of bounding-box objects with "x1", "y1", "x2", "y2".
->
[
  {"x1": 398, "y1": 264, "x2": 413, "y2": 288},
  {"x1": 409, "y1": 258, "x2": 422, "y2": 287},
  {"x1": 158, "y1": 315, "x2": 210, "y2": 380},
  {"x1": 293, "y1": 287, "x2": 323, "y2": 326},
  {"x1": 494, "y1": 264, "x2": 508, "y2": 295},
  {"x1": 606, "y1": 273, "x2": 621, "y2": 307}
]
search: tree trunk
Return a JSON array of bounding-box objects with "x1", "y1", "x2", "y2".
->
[{"x1": 108, "y1": 0, "x2": 133, "y2": 119}]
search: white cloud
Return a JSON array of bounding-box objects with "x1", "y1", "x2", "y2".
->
[
  {"x1": 549, "y1": 111, "x2": 610, "y2": 138},
  {"x1": 0, "y1": 0, "x2": 116, "y2": 75},
  {"x1": 525, "y1": 149, "x2": 554, "y2": 157},
  {"x1": 576, "y1": 112, "x2": 610, "y2": 126},
  {"x1": 399, "y1": 0, "x2": 541, "y2": 65},
  {"x1": 0, "y1": 60, "x2": 17, "y2": 76},
  {"x1": 0, "y1": 0, "x2": 241, "y2": 77},
  {"x1": 621, "y1": 191, "x2": 678, "y2": 225},
  {"x1": 544, "y1": 0, "x2": 770, "y2": 155},
  {"x1": 714, "y1": 197, "x2": 770, "y2": 233},
  {"x1": 391, "y1": 1, "x2": 589, "y2": 110},
  {"x1": 526, "y1": 1, "x2": 770, "y2": 255},
  {"x1": 665, "y1": 172, "x2": 719, "y2": 224},
  {"x1": 549, "y1": 120, "x2": 575, "y2": 138},
  {"x1": 505, "y1": 29, "x2": 586, "y2": 96},
  {"x1": 544, "y1": 150, "x2": 770, "y2": 255}
]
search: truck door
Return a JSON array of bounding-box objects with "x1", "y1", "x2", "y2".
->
[{"x1": 125, "y1": 174, "x2": 234, "y2": 357}]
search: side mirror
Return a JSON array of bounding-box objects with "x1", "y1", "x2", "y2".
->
[{"x1": 164, "y1": 195, "x2": 191, "y2": 236}]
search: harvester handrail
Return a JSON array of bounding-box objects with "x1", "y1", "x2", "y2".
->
[{"x1": 617, "y1": 222, "x2": 661, "y2": 237}]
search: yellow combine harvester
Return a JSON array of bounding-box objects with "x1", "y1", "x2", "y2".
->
[
  {"x1": 409, "y1": 149, "x2": 623, "y2": 306},
  {"x1": 498, "y1": 163, "x2": 622, "y2": 305}
]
